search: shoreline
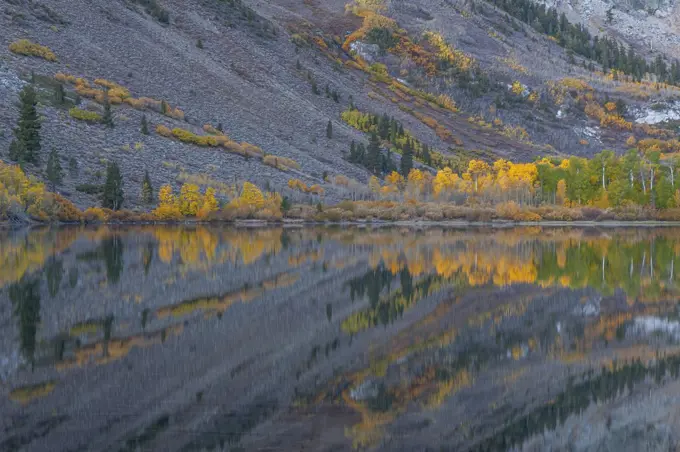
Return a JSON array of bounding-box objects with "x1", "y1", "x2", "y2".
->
[{"x1": 5, "y1": 218, "x2": 680, "y2": 230}]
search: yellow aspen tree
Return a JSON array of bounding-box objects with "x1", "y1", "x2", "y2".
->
[
  {"x1": 154, "y1": 184, "x2": 183, "y2": 219},
  {"x1": 158, "y1": 184, "x2": 176, "y2": 206},
  {"x1": 385, "y1": 171, "x2": 404, "y2": 190},
  {"x1": 198, "y1": 187, "x2": 219, "y2": 218},
  {"x1": 239, "y1": 182, "x2": 265, "y2": 209},
  {"x1": 179, "y1": 184, "x2": 203, "y2": 216},
  {"x1": 466, "y1": 160, "x2": 490, "y2": 193}
]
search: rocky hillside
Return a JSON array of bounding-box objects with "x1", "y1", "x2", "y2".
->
[{"x1": 1, "y1": 0, "x2": 679, "y2": 209}]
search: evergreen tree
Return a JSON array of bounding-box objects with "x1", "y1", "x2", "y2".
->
[
  {"x1": 400, "y1": 145, "x2": 414, "y2": 177},
  {"x1": 349, "y1": 141, "x2": 358, "y2": 162},
  {"x1": 141, "y1": 115, "x2": 149, "y2": 135},
  {"x1": 281, "y1": 196, "x2": 292, "y2": 214},
  {"x1": 326, "y1": 120, "x2": 333, "y2": 139},
  {"x1": 357, "y1": 143, "x2": 366, "y2": 163},
  {"x1": 54, "y1": 83, "x2": 65, "y2": 105},
  {"x1": 8, "y1": 140, "x2": 22, "y2": 162},
  {"x1": 69, "y1": 157, "x2": 79, "y2": 177},
  {"x1": 196, "y1": 38, "x2": 204, "y2": 49},
  {"x1": 161, "y1": 100, "x2": 169, "y2": 115},
  {"x1": 606, "y1": 7, "x2": 614, "y2": 24},
  {"x1": 378, "y1": 113, "x2": 390, "y2": 139},
  {"x1": 217, "y1": 123, "x2": 223, "y2": 132},
  {"x1": 311, "y1": 80, "x2": 320, "y2": 95},
  {"x1": 422, "y1": 144, "x2": 432, "y2": 166},
  {"x1": 366, "y1": 133, "x2": 382, "y2": 174},
  {"x1": 102, "y1": 161, "x2": 124, "y2": 210},
  {"x1": 46, "y1": 149, "x2": 63, "y2": 190},
  {"x1": 141, "y1": 170, "x2": 154, "y2": 204},
  {"x1": 102, "y1": 91, "x2": 114, "y2": 128},
  {"x1": 11, "y1": 84, "x2": 41, "y2": 164}
]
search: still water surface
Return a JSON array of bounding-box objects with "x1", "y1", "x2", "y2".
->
[{"x1": 1, "y1": 226, "x2": 680, "y2": 451}]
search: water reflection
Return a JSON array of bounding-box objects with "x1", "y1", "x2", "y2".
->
[{"x1": 2, "y1": 226, "x2": 680, "y2": 451}]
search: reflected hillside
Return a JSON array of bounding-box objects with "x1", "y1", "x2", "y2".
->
[{"x1": 2, "y1": 226, "x2": 680, "y2": 451}]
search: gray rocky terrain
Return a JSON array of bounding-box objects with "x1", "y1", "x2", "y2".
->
[{"x1": 1, "y1": 0, "x2": 679, "y2": 210}]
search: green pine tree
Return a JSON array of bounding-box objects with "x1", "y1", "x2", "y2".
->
[
  {"x1": 422, "y1": 144, "x2": 432, "y2": 166},
  {"x1": 400, "y1": 146, "x2": 414, "y2": 177},
  {"x1": 326, "y1": 120, "x2": 333, "y2": 139},
  {"x1": 11, "y1": 84, "x2": 41, "y2": 164},
  {"x1": 54, "y1": 83, "x2": 65, "y2": 105},
  {"x1": 141, "y1": 170, "x2": 154, "y2": 204},
  {"x1": 46, "y1": 149, "x2": 63, "y2": 190},
  {"x1": 349, "y1": 141, "x2": 359, "y2": 162},
  {"x1": 281, "y1": 196, "x2": 292, "y2": 215},
  {"x1": 102, "y1": 161, "x2": 124, "y2": 210},
  {"x1": 366, "y1": 133, "x2": 382, "y2": 174},
  {"x1": 102, "y1": 91, "x2": 114, "y2": 128},
  {"x1": 141, "y1": 115, "x2": 149, "y2": 135}
]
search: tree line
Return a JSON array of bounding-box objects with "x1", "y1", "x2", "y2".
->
[{"x1": 489, "y1": 0, "x2": 680, "y2": 83}]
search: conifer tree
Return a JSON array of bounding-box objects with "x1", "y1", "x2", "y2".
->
[
  {"x1": 141, "y1": 115, "x2": 149, "y2": 135},
  {"x1": 366, "y1": 133, "x2": 382, "y2": 174},
  {"x1": 349, "y1": 141, "x2": 358, "y2": 162},
  {"x1": 102, "y1": 162, "x2": 124, "y2": 210},
  {"x1": 10, "y1": 84, "x2": 41, "y2": 164},
  {"x1": 102, "y1": 91, "x2": 114, "y2": 128},
  {"x1": 141, "y1": 170, "x2": 154, "y2": 204},
  {"x1": 54, "y1": 83, "x2": 65, "y2": 105},
  {"x1": 326, "y1": 120, "x2": 333, "y2": 139},
  {"x1": 401, "y1": 144, "x2": 414, "y2": 177},
  {"x1": 422, "y1": 144, "x2": 432, "y2": 166},
  {"x1": 46, "y1": 149, "x2": 63, "y2": 190}
]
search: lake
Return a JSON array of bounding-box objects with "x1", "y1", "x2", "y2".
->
[{"x1": 1, "y1": 225, "x2": 680, "y2": 451}]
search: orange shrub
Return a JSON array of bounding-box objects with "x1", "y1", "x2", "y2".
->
[
  {"x1": 203, "y1": 124, "x2": 223, "y2": 135},
  {"x1": 263, "y1": 155, "x2": 300, "y2": 170},
  {"x1": 55, "y1": 72, "x2": 77, "y2": 83},
  {"x1": 240, "y1": 143, "x2": 264, "y2": 157},
  {"x1": 495, "y1": 201, "x2": 541, "y2": 221},
  {"x1": 9, "y1": 39, "x2": 57, "y2": 61},
  {"x1": 156, "y1": 125, "x2": 173, "y2": 137},
  {"x1": 83, "y1": 207, "x2": 108, "y2": 223}
]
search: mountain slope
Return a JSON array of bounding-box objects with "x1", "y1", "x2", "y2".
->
[{"x1": 0, "y1": 0, "x2": 679, "y2": 210}]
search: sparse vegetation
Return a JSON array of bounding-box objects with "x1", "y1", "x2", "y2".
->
[
  {"x1": 69, "y1": 108, "x2": 103, "y2": 123},
  {"x1": 9, "y1": 39, "x2": 57, "y2": 61}
]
